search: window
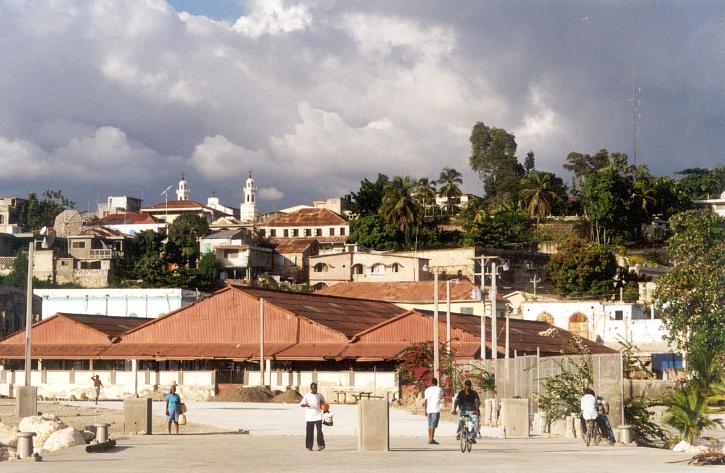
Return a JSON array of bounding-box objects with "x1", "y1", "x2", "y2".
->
[
  {"x1": 313, "y1": 263, "x2": 329, "y2": 273},
  {"x1": 614, "y1": 310, "x2": 624, "y2": 321},
  {"x1": 305, "y1": 229, "x2": 312, "y2": 237},
  {"x1": 270, "y1": 229, "x2": 276, "y2": 237},
  {"x1": 259, "y1": 229, "x2": 266, "y2": 237},
  {"x1": 284, "y1": 229, "x2": 289, "y2": 237},
  {"x1": 339, "y1": 227, "x2": 346, "y2": 236},
  {"x1": 292, "y1": 229, "x2": 299, "y2": 237},
  {"x1": 224, "y1": 250, "x2": 238, "y2": 259},
  {"x1": 352, "y1": 264, "x2": 363, "y2": 275},
  {"x1": 568, "y1": 312, "x2": 589, "y2": 339},
  {"x1": 71, "y1": 241, "x2": 86, "y2": 249},
  {"x1": 371, "y1": 263, "x2": 385, "y2": 275},
  {"x1": 537, "y1": 312, "x2": 554, "y2": 324},
  {"x1": 391, "y1": 263, "x2": 400, "y2": 273},
  {"x1": 329, "y1": 228, "x2": 335, "y2": 236},
  {"x1": 315, "y1": 228, "x2": 322, "y2": 236}
]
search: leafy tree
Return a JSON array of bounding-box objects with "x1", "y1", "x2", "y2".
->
[
  {"x1": 654, "y1": 210, "x2": 724, "y2": 356},
  {"x1": 468, "y1": 122, "x2": 524, "y2": 205},
  {"x1": 351, "y1": 173, "x2": 389, "y2": 216},
  {"x1": 463, "y1": 205, "x2": 532, "y2": 248},
  {"x1": 676, "y1": 166, "x2": 725, "y2": 200},
  {"x1": 520, "y1": 171, "x2": 562, "y2": 227},
  {"x1": 650, "y1": 176, "x2": 691, "y2": 218},
  {"x1": 437, "y1": 167, "x2": 463, "y2": 214},
  {"x1": 563, "y1": 149, "x2": 611, "y2": 193},
  {"x1": 379, "y1": 176, "x2": 418, "y2": 232},
  {"x1": 27, "y1": 190, "x2": 75, "y2": 230},
  {"x1": 195, "y1": 252, "x2": 218, "y2": 291},
  {"x1": 412, "y1": 177, "x2": 437, "y2": 216},
  {"x1": 2, "y1": 249, "x2": 28, "y2": 287},
  {"x1": 545, "y1": 237, "x2": 617, "y2": 297},
  {"x1": 663, "y1": 387, "x2": 720, "y2": 443},
  {"x1": 348, "y1": 214, "x2": 403, "y2": 251},
  {"x1": 524, "y1": 151, "x2": 535, "y2": 174},
  {"x1": 167, "y1": 214, "x2": 209, "y2": 266}
]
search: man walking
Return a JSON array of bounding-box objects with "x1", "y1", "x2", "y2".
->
[
  {"x1": 452, "y1": 380, "x2": 480, "y2": 443},
  {"x1": 423, "y1": 378, "x2": 443, "y2": 445},
  {"x1": 91, "y1": 375, "x2": 103, "y2": 405},
  {"x1": 300, "y1": 382, "x2": 326, "y2": 451},
  {"x1": 580, "y1": 387, "x2": 598, "y2": 444}
]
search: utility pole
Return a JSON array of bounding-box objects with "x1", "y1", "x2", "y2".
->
[
  {"x1": 491, "y1": 261, "x2": 498, "y2": 360},
  {"x1": 259, "y1": 298, "x2": 265, "y2": 387},
  {"x1": 433, "y1": 271, "x2": 440, "y2": 381},
  {"x1": 24, "y1": 242, "x2": 34, "y2": 386},
  {"x1": 446, "y1": 279, "x2": 451, "y2": 355},
  {"x1": 530, "y1": 274, "x2": 541, "y2": 300}
]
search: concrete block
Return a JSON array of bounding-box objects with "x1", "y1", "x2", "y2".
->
[
  {"x1": 123, "y1": 398, "x2": 152, "y2": 435},
  {"x1": 16, "y1": 386, "x2": 38, "y2": 418},
  {"x1": 357, "y1": 399, "x2": 389, "y2": 451},
  {"x1": 500, "y1": 398, "x2": 529, "y2": 438}
]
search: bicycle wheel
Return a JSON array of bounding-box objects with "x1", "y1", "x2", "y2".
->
[
  {"x1": 466, "y1": 436, "x2": 472, "y2": 452},
  {"x1": 593, "y1": 424, "x2": 602, "y2": 446},
  {"x1": 585, "y1": 421, "x2": 592, "y2": 447},
  {"x1": 460, "y1": 427, "x2": 467, "y2": 453}
]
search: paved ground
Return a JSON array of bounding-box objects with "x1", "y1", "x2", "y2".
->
[
  {"x1": 3, "y1": 434, "x2": 698, "y2": 473},
  {"x1": 65, "y1": 401, "x2": 504, "y2": 437}
]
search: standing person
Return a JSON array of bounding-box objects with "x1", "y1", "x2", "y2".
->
[
  {"x1": 580, "y1": 387, "x2": 598, "y2": 443},
  {"x1": 596, "y1": 395, "x2": 615, "y2": 444},
  {"x1": 300, "y1": 382, "x2": 326, "y2": 451},
  {"x1": 423, "y1": 378, "x2": 443, "y2": 445},
  {"x1": 452, "y1": 380, "x2": 480, "y2": 443},
  {"x1": 166, "y1": 383, "x2": 182, "y2": 435},
  {"x1": 91, "y1": 375, "x2": 103, "y2": 405}
]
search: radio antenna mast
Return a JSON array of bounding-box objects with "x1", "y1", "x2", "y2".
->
[{"x1": 631, "y1": 66, "x2": 641, "y2": 166}]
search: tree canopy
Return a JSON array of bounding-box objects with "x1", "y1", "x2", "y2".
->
[
  {"x1": 27, "y1": 190, "x2": 75, "y2": 231},
  {"x1": 545, "y1": 237, "x2": 617, "y2": 297}
]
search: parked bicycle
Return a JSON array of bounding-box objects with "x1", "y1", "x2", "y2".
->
[{"x1": 584, "y1": 419, "x2": 602, "y2": 447}]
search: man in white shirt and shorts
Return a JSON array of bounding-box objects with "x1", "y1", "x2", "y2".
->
[
  {"x1": 423, "y1": 378, "x2": 443, "y2": 445},
  {"x1": 300, "y1": 382, "x2": 326, "y2": 451}
]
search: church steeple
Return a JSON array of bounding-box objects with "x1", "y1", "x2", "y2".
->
[
  {"x1": 176, "y1": 174, "x2": 189, "y2": 200},
  {"x1": 240, "y1": 172, "x2": 257, "y2": 223}
]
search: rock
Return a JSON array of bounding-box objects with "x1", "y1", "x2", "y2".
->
[
  {"x1": 0, "y1": 423, "x2": 18, "y2": 448},
  {"x1": 18, "y1": 414, "x2": 67, "y2": 448},
  {"x1": 80, "y1": 430, "x2": 95, "y2": 443},
  {"x1": 672, "y1": 440, "x2": 691, "y2": 452},
  {"x1": 42, "y1": 427, "x2": 86, "y2": 452},
  {"x1": 686, "y1": 445, "x2": 711, "y2": 455},
  {"x1": 0, "y1": 446, "x2": 18, "y2": 462}
]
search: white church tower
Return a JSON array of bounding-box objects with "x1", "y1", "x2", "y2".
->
[
  {"x1": 176, "y1": 174, "x2": 189, "y2": 201},
  {"x1": 240, "y1": 172, "x2": 257, "y2": 223}
]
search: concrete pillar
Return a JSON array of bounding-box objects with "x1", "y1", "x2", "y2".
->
[
  {"x1": 132, "y1": 359, "x2": 138, "y2": 396},
  {"x1": 16, "y1": 386, "x2": 37, "y2": 418},
  {"x1": 94, "y1": 423, "x2": 110, "y2": 443},
  {"x1": 110, "y1": 370, "x2": 116, "y2": 384},
  {"x1": 358, "y1": 399, "x2": 389, "y2": 451},
  {"x1": 16, "y1": 432, "x2": 36, "y2": 459},
  {"x1": 89, "y1": 359, "x2": 94, "y2": 371}
]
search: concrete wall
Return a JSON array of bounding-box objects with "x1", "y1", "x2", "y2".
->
[
  {"x1": 389, "y1": 247, "x2": 477, "y2": 280},
  {"x1": 246, "y1": 370, "x2": 397, "y2": 400},
  {"x1": 309, "y1": 252, "x2": 430, "y2": 286},
  {"x1": 395, "y1": 301, "x2": 506, "y2": 318}
]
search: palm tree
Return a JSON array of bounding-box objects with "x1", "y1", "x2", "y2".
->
[
  {"x1": 631, "y1": 179, "x2": 657, "y2": 219},
  {"x1": 412, "y1": 177, "x2": 437, "y2": 218},
  {"x1": 437, "y1": 167, "x2": 463, "y2": 214},
  {"x1": 520, "y1": 171, "x2": 560, "y2": 227},
  {"x1": 663, "y1": 387, "x2": 721, "y2": 443},
  {"x1": 379, "y1": 176, "x2": 418, "y2": 232}
]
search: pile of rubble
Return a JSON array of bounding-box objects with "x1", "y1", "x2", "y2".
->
[
  {"x1": 672, "y1": 440, "x2": 725, "y2": 466},
  {"x1": 0, "y1": 414, "x2": 95, "y2": 462}
]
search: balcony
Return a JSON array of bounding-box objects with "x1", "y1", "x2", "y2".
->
[{"x1": 89, "y1": 249, "x2": 114, "y2": 259}]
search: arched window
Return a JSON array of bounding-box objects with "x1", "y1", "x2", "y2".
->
[
  {"x1": 371, "y1": 263, "x2": 386, "y2": 275},
  {"x1": 391, "y1": 263, "x2": 400, "y2": 273},
  {"x1": 313, "y1": 282, "x2": 328, "y2": 290},
  {"x1": 352, "y1": 264, "x2": 364, "y2": 275},
  {"x1": 568, "y1": 312, "x2": 589, "y2": 339},
  {"x1": 313, "y1": 263, "x2": 329, "y2": 273},
  {"x1": 537, "y1": 312, "x2": 554, "y2": 324}
]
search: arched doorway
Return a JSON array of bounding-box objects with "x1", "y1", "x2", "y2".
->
[
  {"x1": 537, "y1": 312, "x2": 554, "y2": 325},
  {"x1": 568, "y1": 312, "x2": 589, "y2": 339}
]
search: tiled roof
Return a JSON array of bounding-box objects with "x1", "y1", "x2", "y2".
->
[
  {"x1": 96, "y1": 213, "x2": 160, "y2": 225},
  {"x1": 142, "y1": 199, "x2": 215, "y2": 211},
  {"x1": 316, "y1": 279, "x2": 505, "y2": 303},
  {"x1": 262, "y1": 208, "x2": 347, "y2": 227},
  {"x1": 272, "y1": 238, "x2": 318, "y2": 254},
  {"x1": 239, "y1": 287, "x2": 407, "y2": 339}
]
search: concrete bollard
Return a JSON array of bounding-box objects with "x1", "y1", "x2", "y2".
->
[
  {"x1": 94, "y1": 423, "x2": 110, "y2": 443},
  {"x1": 617, "y1": 425, "x2": 635, "y2": 444},
  {"x1": 17, "y1": 432, "x2": 36, "y2": 459}
]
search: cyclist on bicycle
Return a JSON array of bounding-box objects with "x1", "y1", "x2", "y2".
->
[
  {"x1": 580, "y1": 387, "x2": 598, "y2": 444},
  {"x1": 452, "y1": 380, "x2": 480, "y2": 443},
  {"x1": 596, "y1": 395, "x2": 615, "y2": 444}
]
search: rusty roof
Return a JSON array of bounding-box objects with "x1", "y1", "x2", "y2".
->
[
  {"x1": 262, "y1": 208, "x2": 347, "y2": 227},
  {"x1": 95, "y1": 212, "x2": 160, "y2": 225},
  {"x1": 237, "y1": 287, "x2": 407, "y2": 339},
  {"x1": 315, "y1": 279, "x2": 505, "y2": 303},
  {"x1": 271, "y1": 238, "x2": 319, "y2": 254},
  {"x1": 142, "y1": 199, "x2": 215, "y2": 211},
  {"x1": 57, "y1": 314, "x2": 150, "y2": 338}
]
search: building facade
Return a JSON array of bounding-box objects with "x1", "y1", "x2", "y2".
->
[
  {"x1": 0, "y1": 197, "x2": 28, "y2": 234},
  {"x1": 309, "y1": 252, "x2": 430, "y2": 288}
]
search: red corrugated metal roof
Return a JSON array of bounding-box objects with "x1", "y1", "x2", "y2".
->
[
  {"x1": 101, "y1": 343, "x2": 293, "y2": 360},
  {"x1": 271, "y1": 238, "x2": 318, "y2": 254},
  {"x1": 0, "y1": 344, "x2": 109, "y2": 359},
  {"x1": 315, "y1": 279, "x2": 507, "y2": 304},
  {"x1": 142, "y1": 199, "x2": 216, "y2": 211}
]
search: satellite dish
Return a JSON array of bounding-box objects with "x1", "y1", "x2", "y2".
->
[
  {"x1": 39, "y1": 226, "x2": 48, "y2": 236},
  {"x1": 53, "y1": 210, "x2": 85, "y2": 237}
]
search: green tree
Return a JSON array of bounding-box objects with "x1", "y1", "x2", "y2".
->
[
  {"x1": 654, "y1": 210, "x2": 724, "y2": 356},
  {"x1": 650, "y1": 176, "x2": 691, "y2": 218},
  {"x1": 26, "y1": 190, "x2": 75, "y2": 230},
  {"x1": 676, "y1": 166, "x2": 725, "y2": 200},
  {"x1": 351, "y1": 173, "x2": 389, "y2": 216},
  {"x1": 379, "y1": 176, "x2": 419, "y2": 232},
  {"x1": 563, "y1": 149, "x2": 611, "y2": 193},
  {"x1": 167, "y1": 214, "x2": 209, "y2": 266},
  {"x1": 437, "y1": 167, "x2": 463, "y2": 214},
  {"x1": 412, "y1": 177, "x2": 437, "y2": 216},
  {"x1": 2, "y1": 249, "x2": 28, "y2": 287},
  {"x1": 524, "y1": 151, "x2": 535, "y2": 174},
  {"x1": 195, "y1": 252, "x2": 218, "y2": 291},
  {"x1": 348, "y1": 214, "x2": 403, "y2": 251},
  {"x1": 463, "y1": 205, "x2": 532, "y2": 248},
  {"x1": 545, "y1": 237, "x2": 617, "y2": 297},
  {"x1": 468, "y1": 122, "x2": 524, "y2": 205},
  {"x1": 663, "y1": 387, "x2": 720, "y2": 443},
  {"x1": 520, "y1": 171, "x2": 562, "y2": 227}
]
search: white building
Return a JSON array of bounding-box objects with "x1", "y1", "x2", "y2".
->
[
  {"x1": 176, "y1": 175, "x2": 190, "y2": 200},
  {"x1": 240, "y1": 173, "x2": 258, "y2": 223},
  {"x1": 96, "y1": 196, "x2": 142, "y2": 218},
  {"x1": 520, "y1": 300, "x2": 670, "y2": 354},
  {"x1": 693, "y1": 190, "x2": 725, "y2": 217},
  {"x1": 200, "y1": 228, "x2": 272, "y2": 281},
  {"x1": 33, "y1": 288, "x2": 205, "y2": 319},
  {"x1": 94, "y1": 212, "x2": 165, "y2": 236},
  {"x1": 206, "y1": 195, "x2": 238, "y2": 218}
]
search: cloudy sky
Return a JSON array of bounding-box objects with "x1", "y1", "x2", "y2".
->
[{"x1": 1, "y1": 0, "x2": 723, "y2": 212}]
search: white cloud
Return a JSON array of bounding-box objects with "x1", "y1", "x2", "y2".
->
[
  {"x1": 190, "y1": 135, "x2": 269, "y2": 180},
  {"x1": 258, "y1": 187, "x2": 284, "y2": 200},
  {"x1": 233, "y1": 0, "x2": 311, "y2": 39}
]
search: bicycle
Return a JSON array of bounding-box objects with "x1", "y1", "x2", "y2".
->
[
  {"x1": 459, "y1": 414, "x2": 474, "y2": 453},
  {"x1": 584, "y1": 419, "x2": 602, "y2": 447}
]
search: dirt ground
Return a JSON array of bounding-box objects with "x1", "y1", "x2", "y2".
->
[
  {"x1": 208, "y1": 386, "x2": 302, "y2": 403},
  {"x1": 0, "y1": 399, "x2": 229, "y2": 437}
]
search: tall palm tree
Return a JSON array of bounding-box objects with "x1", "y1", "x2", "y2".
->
[
  {"x1": 379, "y1": 176, "x2": 418, "y2": 232},
  {"x1": 520, "y1": 171, "x2": 560, "y2": 227},
  {"x1": 437, "y1": 167, "x2": 463, "y2": 214},
  {"x1": 631, "y1": 179, "x2": 657, "y2": 219},
  {"x1": 412, "y1": 177, "x2": 437, "y2": 218}
]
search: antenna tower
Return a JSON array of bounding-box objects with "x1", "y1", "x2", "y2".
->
[{"x1": 631, "y1": 66, "x2": 641, "y2": 166}]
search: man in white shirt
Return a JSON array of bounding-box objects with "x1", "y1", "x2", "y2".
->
[
  {"x1": 423, "y1": 378, "x2": 444, "y2": 445},
  {"x1": 300, "y1": 382, "x2": 326, "y2": 451},
  {"x1": 580, "y1": 387, "x2": 598, "y2": 444}
]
